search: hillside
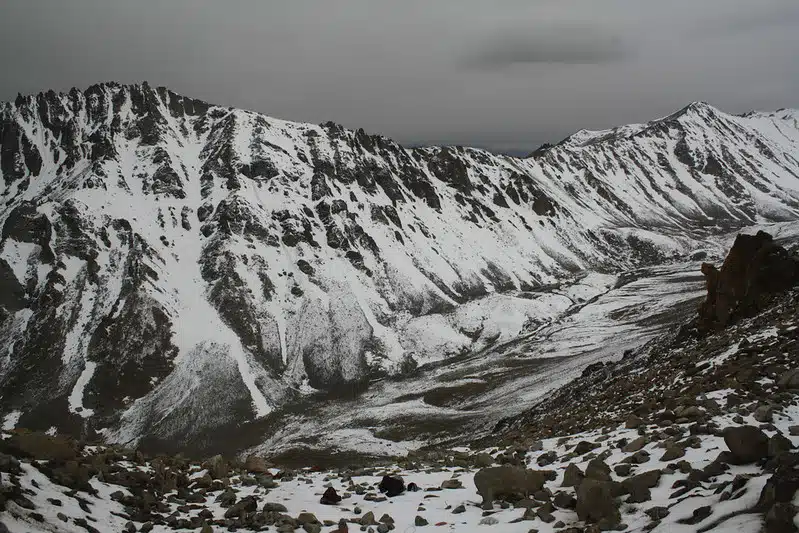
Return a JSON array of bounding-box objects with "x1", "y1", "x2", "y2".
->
[{"x1": 1, "y1": 82, "x2": 798, "y2": 450}]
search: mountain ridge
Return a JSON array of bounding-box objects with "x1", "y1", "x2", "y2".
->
[{"x1": 1, "y1": 82, "x2": 799, "y2": 451}]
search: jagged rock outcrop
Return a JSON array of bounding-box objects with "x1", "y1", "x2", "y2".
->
[{"x1": 698, "y1": 230, "x2": 799, "y2": 331}]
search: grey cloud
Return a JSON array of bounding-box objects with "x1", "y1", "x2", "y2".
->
[
  {"x1": 464, "y1": 26, "x2": 628, "y2": 67},
  {"x1": 0, "y1": 0, "x2": 797, "y2": 154},
  {"x1": 687, "y1": 1, "x2": 799, "y2": 37}
]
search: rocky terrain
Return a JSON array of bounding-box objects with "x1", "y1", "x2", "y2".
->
[
  {"x1": 1, "y1": 230, "x2": 798, "y2": 532},
  {"x1": 2, "y1": 83, "x2": 799, "y2": 452}
]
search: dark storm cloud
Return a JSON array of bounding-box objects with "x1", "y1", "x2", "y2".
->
[
  {"x1": 0, "y1": 0, "x2": 797, "y2": 153},
  {"x1": 464, "y1": 27, "x2": 628, "y2": 67}
]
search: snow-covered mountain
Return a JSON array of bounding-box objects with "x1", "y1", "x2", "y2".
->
[{"x1": 1, "y1": 82, "x2": 798, "y2": 448}]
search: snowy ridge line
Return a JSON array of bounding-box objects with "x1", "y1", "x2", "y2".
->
[{"x1": 0, "y1": 82, "x2": 798, "y2": 450}]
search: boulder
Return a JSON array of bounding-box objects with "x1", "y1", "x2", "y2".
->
[
  {"x1": 584, "y1": 459, "x2": 611, "y2": 482},
  {"x1": 473, "y1": 453, "x2": 494, "y2": 467},
  {"x1": 320, "y1": 487, "x2": 342, "y2": 505},
  {"x1": 537, "y1": 451, "x2": 557, "y2": 467},
  {"x1": 754, "y1": 405, "x2": 774, "y2": 423},
  {"x1": 204, "y1": 455, "x2": 229, "y2": 479},
  {"x1": 724, "y1": 426, "x2": 769, "y2": 464},
  {"x1": 562, "y1": 463, "x2": 584, "y2": 487},
  {"x1": 769, "y1": 434, "x2": 794, "y2": 458},
  {"x1": 440, "y1": 479, "x2": 462, "y2": 489},
  {"x1": 359, "y1": 512, "x2": 378, "y2": 526},
  {"x1": 622, "y1": 470, "x2": 661, "y2": 503},
  {"x1": 660, "y1": 445, "x2": 685, "y2": 461},
  {"x1": 215, "y1": 488, "x2": 236, "y2": 507},
  {"x1": 778, "y1": 369, "x2": 799, "y2": 389},
  {"x1": 625, "y1": 414, "x2": 644, "y2": 429},
  {"x1": 553, "y1": 491, "x2": 576, "y2": 509},
  {"x1": 224, "y1": 495, "x2": 258, "y2": 518},
  {"x1": 573, "y1": 441, "x2": 598, "y2": 455},
  {"x1": 576, "y1": 479, "x2": 620, "y2": 526},
  {"x1": 244, "y1": 455, "x2": 270, "y2": 473},
  {"x1": 622, "y1": 437, "x2": 647, "y2": 453},
  {"x1": 614, "y1": 464, "x2": 631, "y2": 477},
  {"x1": 474, "y1": 465, "x2": 555, "y2": 510},
  {"x1": 378, "y1": 475, "x2": 404, "y2": 497}
]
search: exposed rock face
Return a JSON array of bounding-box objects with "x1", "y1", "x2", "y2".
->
[
  {"x1": 1, "y1": 84, "x2": 799, "y2": 452},
  {"x1": 699, "y1": 231, "x2": 799, "y2": 331}
]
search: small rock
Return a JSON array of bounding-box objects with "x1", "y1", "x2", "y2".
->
[
  {"x1": 264, "y1": 502, "x2": 288, "y2": 512},
  {"x1": 678, "y1": 505, "x2": 712, "y2": 525},
  {"x1": 537, "y1": 451, "x2": 557, "y2": 467},
  {"x1": 536, "y1": 508, "x2": 555, "y2": 523},
  {"x1": 660, "y1": 445, "x2": 685, "y2": 461},
  {"x1": 585, "y1": 459, "x2": 611, "y2": 482},
  {"x1": 645, "y1": 506, "x2": 670, "y2": 520},
  {"x1": 613, "y1": 464, "x2": 631, "y2": 477},
  {"x1": 625, "y1": 415, "x2": 644, "y2": 429},
  {"x1": 320, "y1": 487, "x2": 342, "y2": 505},
  {"x1": 754, "y1": 405, "x2": 774, "y2": 423},
  {"x1": 573, "y1": 441, "x2": 597, "y2": 455},
  {"x1": 441, "y1": 479, "x2": 462, "y2": 489},
  {"x1": 415, "y1": 516, "x2": 429, "y2": 527},
  {"x1": 360, "y1": 512, "x2": 378, "y2": 526},
  {"x1": 622, "y1": 437, "x2": 647, "y2": 453}
]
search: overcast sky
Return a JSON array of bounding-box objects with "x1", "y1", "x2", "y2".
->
[{"x1": 2, "y1": 0, "x2": 798, "y2": 154}]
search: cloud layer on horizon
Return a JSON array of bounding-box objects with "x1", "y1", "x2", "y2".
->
[{"x1": 1, "y1": 0, "x2": 797, "y2": 153}]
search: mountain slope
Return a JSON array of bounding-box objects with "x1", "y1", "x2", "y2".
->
[{"x1": 0, "y1": 82, "x2": 798, "y2": 448}]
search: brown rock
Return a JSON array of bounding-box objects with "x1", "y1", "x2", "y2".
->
[
  {"x1": 724, "y1": 426, "x2": 769, "y2": 464},
  {"x1": 698, "y1": 231, "x2": 799, "y2": 331},
  {"x1": 622, "y1": 437, "x2": 647, "y2": 453},
  {"x1": 576, "y1": 479, "x2": 620, "y2": 526},
  {"x1": 474, "y1": 466, "x2": 555, "y2": 510},
  {"x1": 244, "y1": 455, "x2": 270, "y2": 473}
]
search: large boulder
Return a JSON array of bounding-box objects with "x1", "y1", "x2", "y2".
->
[
  {"x1": 724, "y1": 426, "x2": 770, "y2": 464},
  {"x1": 474, "y1": 465, "x2": 555, "y2": 510},
  {"x1": 576, "y1": 479, "x2": 621, "y2": 527},
  {"x1": 585, "y1": 459, "x2": 612, "y2": 482},
  {"x1": 204, "y1": 455, "x2": 229, "y2": 479},
  {"x1": 698, "y1": 231, "x2": 799, "y2": 331},
  {"x1": 754, "y1": 467, "x2": 799, "y2": 533},
  {"x1": 244, "y1": 455, "x2": 270, "y2": 473},
  {"x1": 562, "y1": 463, "x2": 585, "y2": 487},
  {"x1": 378, "y1": 475, "x2": 404, "y2": 497}
]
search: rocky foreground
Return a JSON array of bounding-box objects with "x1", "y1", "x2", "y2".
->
[{"x1": 1, "y1": 231, "x2": 798, "y2": 532}]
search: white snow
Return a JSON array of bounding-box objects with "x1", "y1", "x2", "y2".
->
[
  {"x1": 67, "y1": 361, "x2": 97, "y2": 418},
  {"x1": 2, "y1": 410, "x2": 22, "y2": 431}
]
